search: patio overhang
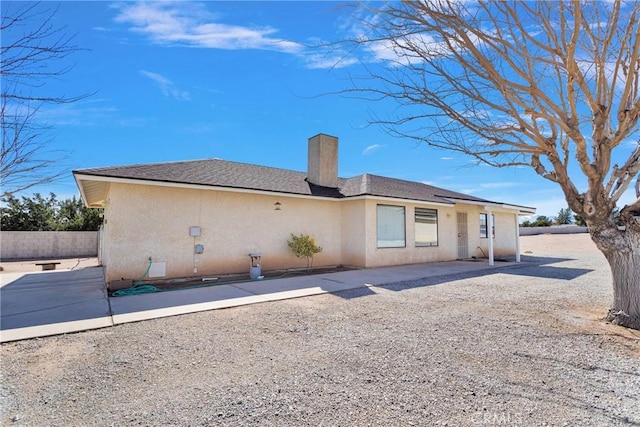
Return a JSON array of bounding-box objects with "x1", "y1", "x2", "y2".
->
[
  {"x1": 441, "y1": 196, "x2": 536, "y2": 265},
  {"x1": 441, "y1": 197, "x2": 536, "y2": 215}
]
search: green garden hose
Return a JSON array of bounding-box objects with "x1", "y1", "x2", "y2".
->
[{"x1": 111, "y1": 268, "x2": 307, "y2": 297}]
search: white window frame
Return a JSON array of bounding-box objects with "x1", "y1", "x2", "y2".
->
[
  {"x1": 377, "y1": 204, "x2": 406, "y2": 248},
  {"x1": 480, "y1": 213, "x2": 495, "y2": 238},
  {"x1": 415, "y1": 208, "x2": 438, "y2": 247}
]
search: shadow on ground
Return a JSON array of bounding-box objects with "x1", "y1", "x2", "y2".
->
[
  {"x1": 339, "y1": 255, "x2": 594, "y2": 297},
  {"x1": 0, "y1": 267, "x2": 109, "y2": 331}
]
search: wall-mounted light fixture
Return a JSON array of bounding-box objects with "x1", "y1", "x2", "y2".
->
[{"x1": 274, "y1": 202, "x2": 282, "y2": 211}]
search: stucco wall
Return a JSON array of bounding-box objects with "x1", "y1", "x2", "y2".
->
[
  {"x1": 103, "y1": 183, "x2": 344, "y2": 282},
  {"x1": 361, "y1": 201, "x2": 519, "y2": 268},
  {"x1": 363, "y1": 200, "x2": 460, "y2": 268},
  {"x1": 0, "y1": 231, "x2": 98, "y2": 260},
  {"x1": 475, "y1": 211, "x2": 519, "y2": 258},
  {"x1": 340, "y1": 199, "x2": 367, "y2": 267},
  {"x1": 101, "y1": 182, "x2": 522, "y2": 282}
]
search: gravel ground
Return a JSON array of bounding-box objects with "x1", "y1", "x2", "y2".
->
[{"x1": 1, "y1": 234, "x2": 639, "y2": 426}]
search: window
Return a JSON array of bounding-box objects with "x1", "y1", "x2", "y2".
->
[
  {"x1": 377, "y1": 205, "x2": 406, "y2": 248},
  {"x1": 415, "y1": 208, "x2": 438, "y2": 247},
  {"x1": 480, "y1": 213, "x2": 495, "y2": 238}
]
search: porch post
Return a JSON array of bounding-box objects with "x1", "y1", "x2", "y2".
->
[
  {"x1": 515, "y1": 214, "x2": 521, "y2": 262},
  {"x1": 487, "y1": 209, "x2": 494, "y2": 266}
]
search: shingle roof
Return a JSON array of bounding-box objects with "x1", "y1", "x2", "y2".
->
[{"x1": 74, "y1": 158, "x2": 524, "y2": 208}]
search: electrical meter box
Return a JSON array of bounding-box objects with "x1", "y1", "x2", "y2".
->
[{"x1": 189, "y1": 226, "x2": 201, "y2": 237}]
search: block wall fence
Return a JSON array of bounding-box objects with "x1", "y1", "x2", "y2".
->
[
  {"x1": 0, "y1": 231, "x2": 99, "y2": 260},
  {"x1": 519, "y1": 226, "x2": 589, "y2": 236}
]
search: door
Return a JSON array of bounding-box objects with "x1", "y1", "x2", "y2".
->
[{"x1": 457, "y1": 212, "x2": 469, "y2": 259}]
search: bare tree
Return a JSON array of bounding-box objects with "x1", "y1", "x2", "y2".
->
[
  {"x1": 345, "y1": 1, "x2": 640, "y2": 328},
  {"x1": 1, "y1": 2, "x2": 88, "y2": 197}
]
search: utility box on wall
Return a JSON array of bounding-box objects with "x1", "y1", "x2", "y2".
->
[
  {"x1": 148, "y1": 261, "x2": 167, "y2": 278},
  {"x1": 189, "y1": 226, "x2": 201, "y2": 237}
]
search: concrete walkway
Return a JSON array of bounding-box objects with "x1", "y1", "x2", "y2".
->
[{"x1": 1, "y1": 260, "x2": 519, "y2": 343}]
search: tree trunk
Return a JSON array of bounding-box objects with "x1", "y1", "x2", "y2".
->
[{"x1": 590, "y1": 222, "x2": 640, "y2": 330}]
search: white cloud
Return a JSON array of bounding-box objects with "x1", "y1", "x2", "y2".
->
[
  {"x1": 624, "y1": 138, "x2": 640, "y2": 148},
  {"x1": 459, "y1": 188, "x2": 478, "y2": 194},
  {"x1": 139, "y1": 70, "x2": 190, "y2": 100},
  {"x1": 113, "y1": 2, "x2": 302, "y2": 54},
  {"x1": 362, "y1": 144, "x2": 384, "y2": 155},
  {"x1": 367, "y1": 33, "x2": 450, "y2": 66},
  {"x1": 304, "y1": 52, "x2": 358, "y2": 70},
  {"x1": 38, "y1": 100, "x2": 119, "y2": 127},
  {"x1": 440, "y1": 156, "x2": 454, "y2": 160}
]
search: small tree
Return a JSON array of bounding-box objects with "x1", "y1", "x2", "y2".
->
[
  {"x1": 556, "y1": 208, "x2": 573, "y2": 225},
  {"x1": 531, "y1": 215, "x2": 553, "y2": 227},
  {"x1": 287, "y1": 233, "x2": 323, "y2": 271}
]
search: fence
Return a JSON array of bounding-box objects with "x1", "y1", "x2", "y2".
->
[
  {"x1": 519, "y1": 225, "x2": 589, "y2": 236},
  {"x1": 0, "y1": 231, "x2": 98, "y2": 260}
]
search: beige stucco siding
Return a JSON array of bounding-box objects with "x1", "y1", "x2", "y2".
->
[
  {"x1": 103, "y1": 183, "x2": 343, "y2": 282},
  {"x1": 101, "y1": 182, "x2": 522, "y2": 282},
  {"x1": 475, "y1": 211, "x2": 518, "y2": 258},
  {"x1": 363, "y1": 200, "x2": 459, "y2": 268},
  {"x1": 458, "y1": 207, "x2": 518, "y2": 259},
  {"x1": 340, "y1": 199, "x2": 367, "y2": 266},
  {"x1": 362, "y1": 201, "x2": 518, "y2": 268}
]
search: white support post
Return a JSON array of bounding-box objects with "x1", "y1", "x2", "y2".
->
[
  {"x1": 515, "y1": 214, "x2": 521, "y2": 262},
  {"x1": 488, "y1": 209, "x2": 494, "y2": 266}
]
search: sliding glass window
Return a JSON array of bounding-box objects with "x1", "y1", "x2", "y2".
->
[
  {"x1": 377, "y1": 205, "x2": 406, "y2": 248},
  {"x1": 415, "y1": 208, "x2": 438, "y2": 247}
]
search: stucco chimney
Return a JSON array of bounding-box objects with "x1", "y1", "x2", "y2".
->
[{"x1": 307, "y1": 133, "x2": 338, "y2": 188}]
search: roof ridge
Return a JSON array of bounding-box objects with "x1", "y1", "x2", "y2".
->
[
  {"x1": 361, "y1": 173, "x2": 370, "y2": 194},
  {"x1": 75, "y1": 158, "x2": 217, "y2": 172},
  {"x1": 74, "y1": 157, "x2": 307, "y2": 175}
]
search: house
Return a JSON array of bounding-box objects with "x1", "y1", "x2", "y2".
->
[{"x1": 74, "y1": 134, "x2": 535, "y2": 286}]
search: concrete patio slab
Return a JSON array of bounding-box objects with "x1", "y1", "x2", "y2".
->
[
  {"x1": 1, "y1": 267, "x2": 112, "y2": 342},
  {"x1": 233, "y1": 275, "x2": 370, "y2": 302}
]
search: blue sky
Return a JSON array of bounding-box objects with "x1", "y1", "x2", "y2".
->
[{"x1": 3, "y1": 1, "x2": 637, "y2": 219}]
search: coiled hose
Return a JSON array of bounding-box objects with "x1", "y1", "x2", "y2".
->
[{"x1": 112, "y1": 259, "x2": 159, "y2": 297}]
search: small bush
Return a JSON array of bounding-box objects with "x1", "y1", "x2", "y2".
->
[{"x1": 287, "y1": 233, "x2": 323, "y2": 270}]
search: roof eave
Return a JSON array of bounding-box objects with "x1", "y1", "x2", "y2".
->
[
  {"x1": 72, "y1": 173, "x2": 347, "y2": 202},
  {"x1": 440, "y1": 197, "x2": 536, "y2": 215}
]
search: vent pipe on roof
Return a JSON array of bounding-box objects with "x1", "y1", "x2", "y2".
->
[{"x1": 307, "y1": 133, "x2": 338, "y2": 188}]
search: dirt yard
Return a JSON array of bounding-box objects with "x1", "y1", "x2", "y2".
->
[{"x1": 1, "y1": 233, "x2": 639, "y2": 426}]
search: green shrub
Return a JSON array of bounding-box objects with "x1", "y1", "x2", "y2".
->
[{"x1": 287, "y1": 233, "x2": 323, "y2": 270}]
